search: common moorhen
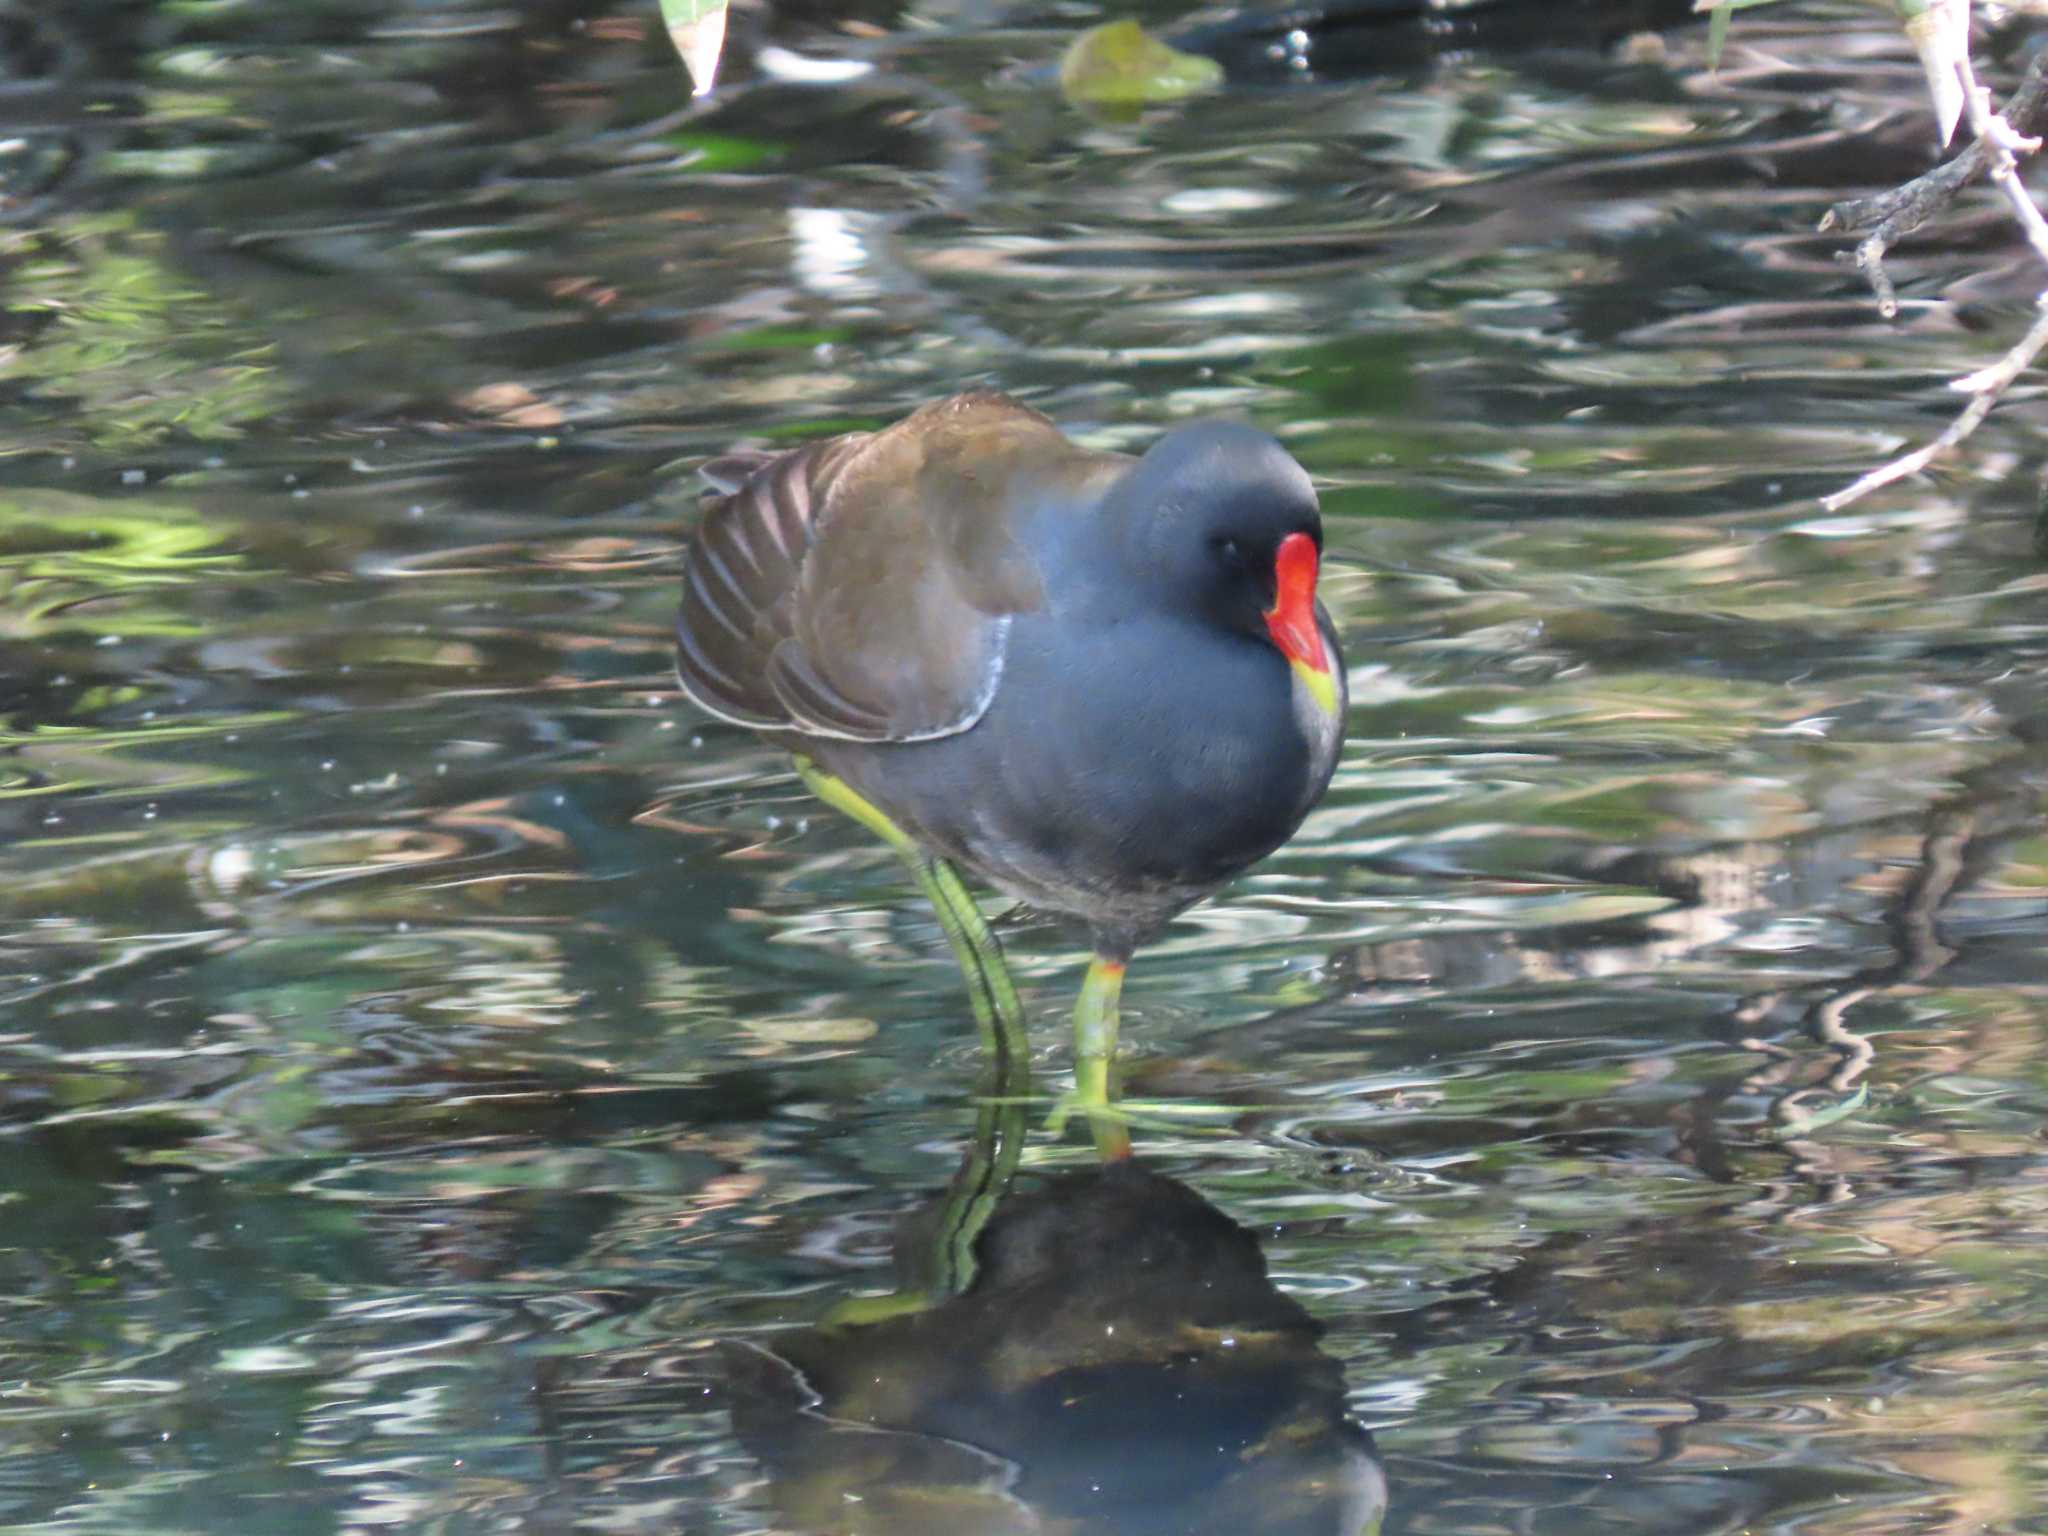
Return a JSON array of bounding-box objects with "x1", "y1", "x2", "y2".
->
[{"x1": 675, "y1": 393, "x2": 1345, "y2": 1152}]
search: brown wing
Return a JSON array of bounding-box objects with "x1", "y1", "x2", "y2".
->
[
  {"x1": 674, "y1": 432, "x2": 867, "y2": 733},
  {"x1": 676, "y1": 394, "x2": 1077, "y2": 743}
]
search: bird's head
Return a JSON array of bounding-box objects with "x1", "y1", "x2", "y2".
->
[{"x1": 1108, "y1": 420, "x2": 1337, "y2": 716}]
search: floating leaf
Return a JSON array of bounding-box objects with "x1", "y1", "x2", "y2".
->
[
  {"x1": 1058, "y1": 20, "x2": 1222, "y2": 109},
  {"x1": 743, "y1": 1015, "x2": 878, "y2": 1046},
  {"x1": 661, "y1": 130, "x2": 782, "y2": 172},
  {"x1": 660, "y1": 0, "x2": 728, "y2": 98}
]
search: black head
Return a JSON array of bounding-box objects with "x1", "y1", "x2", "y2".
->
[{"x1": 1106, "y1": 420, "x2": 1322, "y2": 640}]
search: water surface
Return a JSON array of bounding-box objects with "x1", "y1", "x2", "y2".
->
[{"x1": 4, "y1": 1, "x2": 2048, "y2": 1531}]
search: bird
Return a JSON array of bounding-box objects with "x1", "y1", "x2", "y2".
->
[{"x1": 675, "y1": 392, "x2": 1346, "y2": 1156}]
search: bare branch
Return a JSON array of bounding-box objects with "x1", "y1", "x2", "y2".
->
[
  {"x1": 1960, "y1": 47, "x2": 2048, "y2": 267},
  {"x1": 1824, "y1": 43, "x2": 2048, "y2": 235},
  {"x1": 1815, "y1": 38, "x2": 2048, "y2": 511},
  {"x1": 1851, "y1": 232, "x2": 1899, "y2": 318},
  {"x1": 1820, "y1": 296, "x2": 2048, "y2": 511},
  {"x1": 1818, "y1": 45, "x2": 2048, "y2": 313}
]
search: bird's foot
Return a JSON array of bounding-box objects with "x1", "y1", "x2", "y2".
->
[
  {"x1": 1044, "y1": 1091, "x2": 1131, "y2": 1161},
  {"x1": 1044, "y1": 1090, "x2": 1249, "y2": 1153},
  {"x1": 1042, "y1": 1052, "x2": 1129, "y2": 1159},
  {"x1": 820, "y1": 1290, "x2": 940, "y2": 1330}
]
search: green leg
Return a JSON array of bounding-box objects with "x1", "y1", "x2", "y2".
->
[
  {"x1": 794, "y1": 751, "x2": 1031, "y2": 1321},
  {"x1": 934, "y1": 1092, "x2": 1027, "y2": 1295},
  {"x1": 824, "y1": 1092, "x2": 1028, "y2": 1324},
  {"x1": 1052, "y1": 951, "x2": 1132, "y2": 1162},
  {"x1": 791, "y1": 754, "x2": 1028, "y2": 1090}
]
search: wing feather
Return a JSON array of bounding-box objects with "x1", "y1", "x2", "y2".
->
[
  {"x1": 766, "y1": 642, "x2": 894, "y2": 739},
  {"x1": 676, "y1": 395, "x2": 1074, "y2": 743}
]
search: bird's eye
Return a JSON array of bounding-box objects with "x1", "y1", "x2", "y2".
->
[{"x1": 1211, "y1": 536, "x2": 1245, "y2": 566}]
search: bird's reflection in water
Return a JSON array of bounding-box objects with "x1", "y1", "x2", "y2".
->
[{"x1": 726, "y1": 1116, "x2": 1383, "y2": 1536}]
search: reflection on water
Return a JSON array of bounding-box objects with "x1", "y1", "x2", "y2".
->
[
  {"x1": 5, "y1": 0, "x2": 2048, "y2": 1531},
  {"x1": 729, "y1": 1141, "x2": 1383, "y2": 1535}
]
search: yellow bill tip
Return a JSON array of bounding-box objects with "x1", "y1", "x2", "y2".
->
[{"x1": 1292, "y1": 656, "x2": 1340, "y2": 720}]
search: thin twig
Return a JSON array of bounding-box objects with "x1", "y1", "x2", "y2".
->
[
  {"x1": 1819, "y1": 40, "x2": 2048, "y2": 512},
  {"x1": 1852, "y1": 231, "x2": 1899, "y2": 317},
  {"x1": 1820, "y1": 295, "x2": 2048, "y2": 511},
  {"x1": 1961, "y1": 45, "x2": 2048, "y2": 258}
]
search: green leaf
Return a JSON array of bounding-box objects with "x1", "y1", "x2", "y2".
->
[
  {"x1": 660, "y1": 130, "x2": 782, "y2": 173},
  {"x1": 1058, "y1": 20, "x2": 1223, "y2": 109},
  {"x1": 659, "y1": 0, "x2": 728, "y2": 97},
  {"x1": 1902, "y1": 0, "x2": 1972, "y2": 148},
  {"x1": 1693, "y1": 0, "x2": 1793, "y2": 69}
]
